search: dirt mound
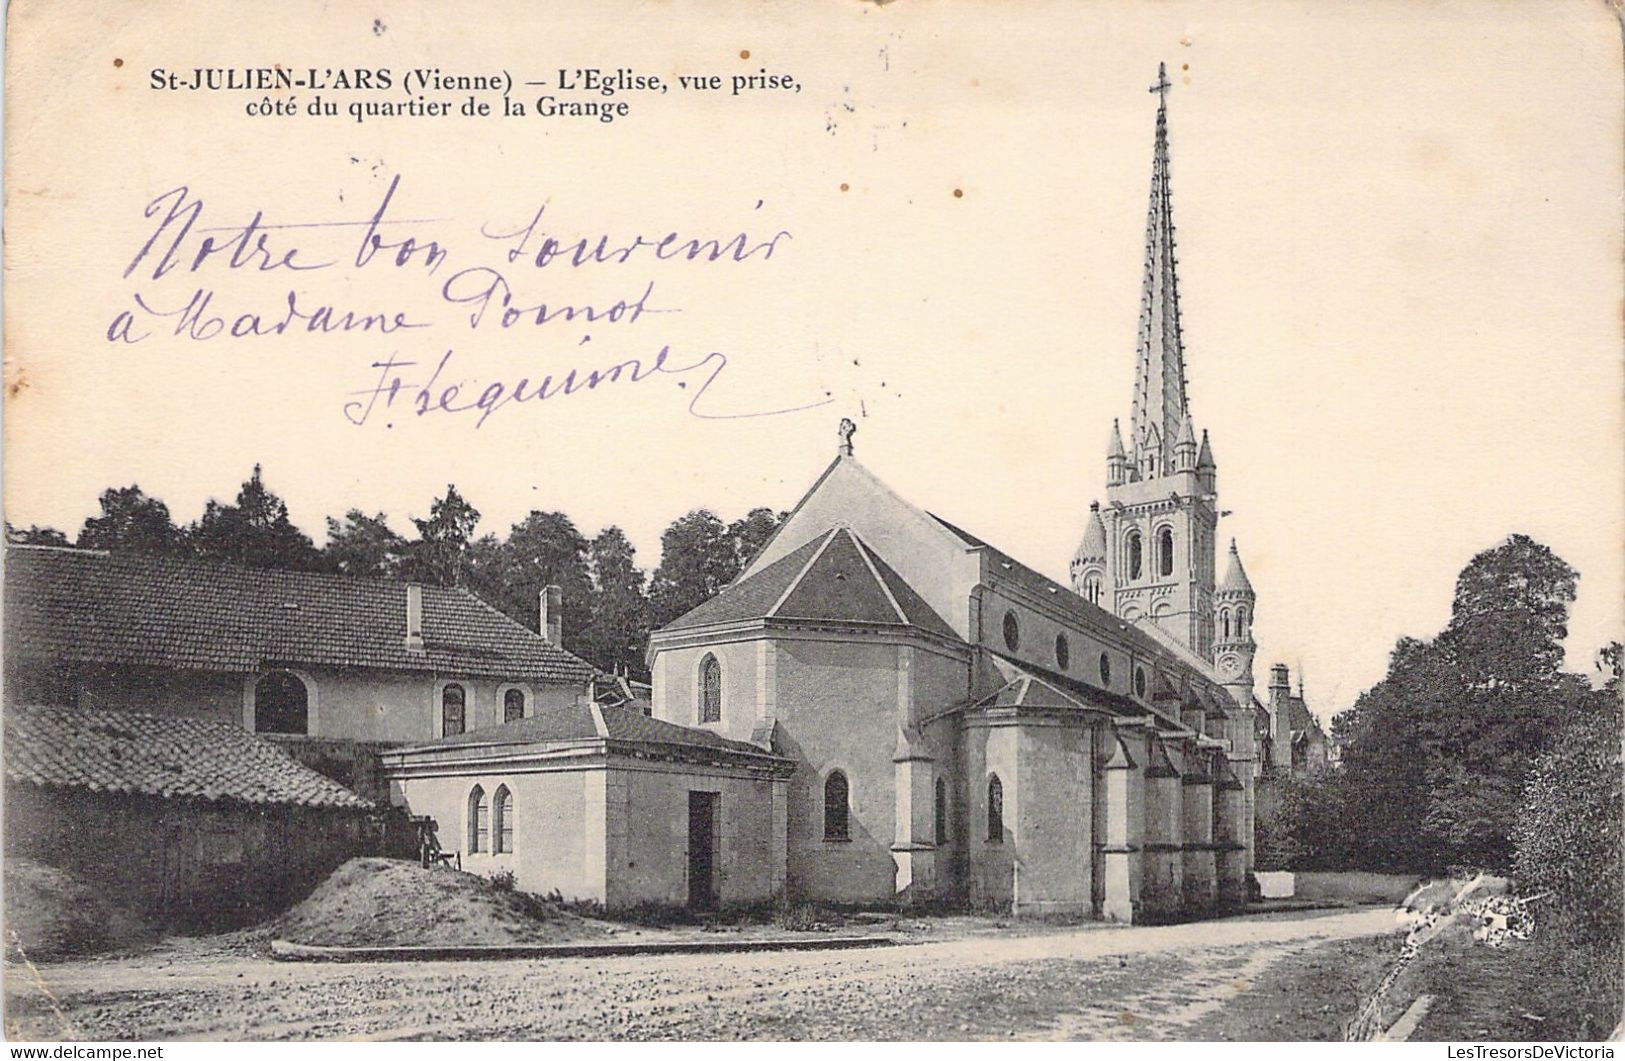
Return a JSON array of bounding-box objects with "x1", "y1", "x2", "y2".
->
[
  {"x1": 4, "y1": 858, "x2": 153, "y2": 959},
  {"x1": 272, "y1": 858, "x2": 615, "y2": 947}
]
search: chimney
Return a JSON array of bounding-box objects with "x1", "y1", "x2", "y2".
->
[
  {"x1": 539, "y1": 584, "x2": 563, "y2": 644},
  {"x1": 404, "y1": 584, "x2": 425, "y2": 652},
  {"x1": 1269, "y1": 663, "x2": 1292, "y2": 769},
  {"x1": 1269, "y1": 663, "x2": 1290, "y2": 705}
]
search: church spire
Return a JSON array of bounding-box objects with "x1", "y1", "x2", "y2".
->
[{"x1": 1131, "y1": 61, "x2": 1190, "y2": 479}]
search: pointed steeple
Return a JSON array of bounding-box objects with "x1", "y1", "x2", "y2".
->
[
  {"x1": 1106, "y1": 418, "x2": 1129, "y2": 486},
  {"x1": 1196, "y1": 428, "x2": 1215, "y2": 470},
  {"x1": 1131, "y1": 61, "x2": 1190, "y2": 478},
  {"x1": 1074, "y1": 502, "x2": 1108, "y2": 565},
  {"x1": 1174, "y1": 413, "x2": 1198, "y2": 471},
  {"x1": 1218, "y1": 539, "x2": 1255, "y2": 597}
]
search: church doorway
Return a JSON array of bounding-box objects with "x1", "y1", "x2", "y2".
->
[{"x1": 687, "y1": 791, "x2": 719, "y2": 910}]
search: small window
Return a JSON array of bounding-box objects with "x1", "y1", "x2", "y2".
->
[
  {"x1": 1099, "y1": 653, "x2": 1112, "y2": 685},
  {"x1": 503, "y1": 688, "x2": 525, "y2": 724},
  {"x1": 1221, "y1": 608, "x2": 1232, "y2": 639},
  {"x1": 986, "y1": 775, "x2": 1004, "y2": 843},
  {"x1": 699, "y1": 654, "x2": 722, "y2": 724},
  {"x1": 254, "y1": 671, "x2": 308, "y2": 735},
  {"x1": 442, "y1": 683, "x2": 466, "y2": 736},
  {"x1": 1127, "y1": 532, "x2": 1144, "y2": 581},
  {"x1": 1237, "y1": 606, "x2": 1249, "y2": 635},
  {"x1": 1134, "y1": 667, "x2": 1148, "y2": 698},
  {"x1": 824, "y1": 770, "x2": 850, "y2": 840},
  {"x1": 1157, "y1": 527, "x2": 1175, "y2": 578},
  {"x1": 934, "y1": 776, "x2": 948, "y2": 845},
  {"x1": 1002, "y1": 611, "x2": 1020, "y2": 652},
  {"x1": 1083, "y1": 574, "x2": 1101, "y2": 605},
  {"x1": 1055, "y1": 634, "x2": 1070, "y2": 671},
  {"x1": 493, "y1": 785, "x2": 513, "y2": 854},
  {"x1": 468, "y1": 785, "x2": 489, "y2": 853}
]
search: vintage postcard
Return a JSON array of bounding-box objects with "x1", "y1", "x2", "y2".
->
[{"x1": 2, "y1": 0, "x2": 1621, "y2": 1045}]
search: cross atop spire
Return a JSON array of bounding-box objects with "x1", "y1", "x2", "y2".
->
[
  {"x1": 1129, "y1": 60, "x2": 1190, "y2": 480},
  {"x1": 1149, "y1": 61, "x2": 1172, "y2": 104}
]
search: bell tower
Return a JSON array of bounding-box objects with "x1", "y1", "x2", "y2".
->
[{"x1": 1088, "y1": 62, "x2": 1218, "y2": 658}]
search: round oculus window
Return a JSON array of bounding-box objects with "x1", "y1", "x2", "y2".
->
[
  {"x1": 1002, "y1": 611, "x2": 1020, "y2": 652},
  {"x1": 1099, "y1": 653, "x2": 1112, "y2": 685},
  {"x1": 1054, "y1": 634, "x2": 1070, "y2": 670},
  {"x1": 1134, "y1": 667, "x2": 1148, "y2": 698}
]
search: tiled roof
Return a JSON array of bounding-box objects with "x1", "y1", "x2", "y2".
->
[
  {"x1": 392, "y1": 703, "x2": 778, "y2": 759},
  {"x1": 4, "y1": 546, "x2": 594, "y2": 684},
  {"x1": 4, "y1": 704, "x2": 372, "y2": 809},
  {"x1": 663, "y1": 529, "x2": 956, "y2": 638}
]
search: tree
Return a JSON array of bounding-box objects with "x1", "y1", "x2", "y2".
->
[
  {"x1": 187, "y1": 465, "x2": 321, "y2": 570},
  {"x1": 5, "y1": 522, "x2": 70, "y2": 547},
  {"x1": 76, "y1": 485, "x2": 181, "y2": 554},
  {"x1": 323, "y1": 510, "x2": 406, "y2": 578},
  {"x1": 401, "y1": 485, "x2": 481, "y2": 588},
  {"x1": 649, "y1": 510, "x2": 739, "y2": 628},
  {"x1": 728, "y1": 507, "x2": 785, "y2": 570},
  {"x1": 473, "y1": 511, "x2": 594, "y2": 639},
  {"x1": 578, "y1": 526, "x2": 651, "y2": 679}
]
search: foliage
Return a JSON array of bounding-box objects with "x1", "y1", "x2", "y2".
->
[
  {"x1": 1294, "y1": 534, "x2": 1596, "y2": 875},
  {"x1": 401, "y1": 484, "x2": 481, "y2": 588},
  {"x1": 186, "y1": 465, "x2": 322, "y2": 571},
  {"x1": 76, "y1": 485, "x2": 181, "y2": 554},
  {"x1": 578, "y1": 526, "x2": 652, "y2": 680},
  {"x1": 648, "y1": 507, "x2": 785, "y2": 628},
  {"x1": 1512, "y1": 643, "x2": 1623, "y2": 952},
  {"x1": 5, "y1": 522, "x2": 70, "y2": 547},
  {"x1": 323, "y1": 510, "x2": 406, "y2": 578}
]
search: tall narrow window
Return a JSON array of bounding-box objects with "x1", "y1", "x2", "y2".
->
[
  {"x1": 823, "y1": 770, "x2": 850, "y2": 840},
  {"x1": 468, "y1": 785, "x2": 489, "y2": 853},
  {"x1": 493, "y1": 785, "x2": 513, "y2": 854},
  {"x1": 1157, "y1": 527, "x2": 1175, "y2": 578},
  {"x1": 1237, "y1": 606, "x2": 1249, "y2": 635},
  {"x1": 1054, "y1": 633, "x2": 1070, "y2": 671},
  {"x1": 254, "y1": 671, "x2": 308, "y2": 734},
  {"x1": 1084, "y1": 574, "x2": 1101, "y2": 605},
  {"x1": 1002, "y1": 611, "x2": 1021, "y2": 652},
  {"x1": 1127, "y1": 532, "x2": 1143, "y2": 581},
  {"x1": 699, "y1": 654, "x2": 722, "y2": 723},
  {"x1": 503, "y1": 688, "x2": 525, "y2": 723},
  {"x1": 442, "y1": 683, "x2": 466, "y2": 736},
  {"x1": 934, "y1": 776, "x2": 948, "y2": 845},
  {"x1": 986, "y1": 775, "x2": 1004, "y2": 843},
  {"x1": 1221, "y1": 608, "x2": 1232, "y2": 639}
]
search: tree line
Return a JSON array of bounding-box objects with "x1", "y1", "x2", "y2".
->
[{"x1": 5, "y1": 465, "x2": 786, "y2": 681}]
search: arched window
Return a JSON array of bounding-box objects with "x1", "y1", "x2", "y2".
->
[
  {"x1": 934, "y1": 776, "x2": 948, "y2": 845},
  {"x1": 1221, "y1": 608, "x2": 1232, "y2": 639},
  {"x1": 699, "y1": 654, "x2": 722, "y2": 723},
  {"x1": 986, "y1": 775, "x2": 1004, "y2": 843},
  {"x1": 1099, "y1": 653, "x2": 1112, "y2": 685},
  {"x1": 503, "y1": 688, "x2": 525, "y2": 724},
  {"x1": 1126, "y1": 532, "x2": 1143, "y2": 581},
  {"x1": 254, "y1": 671, "x2": 308, "y2": 734},
  {"x1": 1237, "y1": 606, "x2": 1249, "y2": 635},
  {"x1": 1002, "y1": 611, "x2": 1020, "y2": 652},
  {"x1": 1157, "y1": 527, "x2": 1175, "y2": 578},
  {"x1": 493, "y1": 785, "x2": 513, "y2": 853},
  {"x1": 442, "y1": 683, "x2": 466, "y2": 736},
  {"x1": 1084, "y1": 574, "x2": 1101, "y2": 605},
  {"x1": 468, "y1": 785, "x2": 489, "y2": 853},
  {"x1": 1054, "y1": 634, "x2": 1070, "y2": 671},
  {"x1": 823, "y1": 770, "x2": 850, "y2": 840}
]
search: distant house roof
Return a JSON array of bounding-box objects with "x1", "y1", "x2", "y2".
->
[
  {"x1": 386, "y1": 703, "x2": 787, "y2": 763},
  {"x1": 4, "y1": 704, "x2": 371, "y2": 809},
  {"x1": 3, "y1": 546, "x2": 595, "y2": 684},
  {"x1": 662, "y1": 527, "x2": 957, "y2": 639}
]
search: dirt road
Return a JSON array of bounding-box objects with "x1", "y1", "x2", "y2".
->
[{"x1": 5, "y1": 907, "x2": 1402, "y2": 1041}]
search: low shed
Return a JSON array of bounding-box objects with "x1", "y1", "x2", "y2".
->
[
  {"x1": 4, "y1": 704, "x2": 378, "y2": 929},
  {"x1": 380, "y1": 703, "x2": 795, "y2": 911}
]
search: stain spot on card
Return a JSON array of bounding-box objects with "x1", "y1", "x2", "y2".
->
[
  {"x1": 112, "y1": 58, "x2": 124, "y2": 69},
  {"x1": 839, "y1": 183, "x2": 850, "y2": 192},
  {"x1": 739, "y1": 49, "x2": 751, "y2": 60},
  {"x1": 372, "y1": 19, "x2": 387, "y2": 36},
  {"x1": 8, "y1": 368, "x2": 31, "y2": 400},
  {"x1": 953, "y1": 188, "x2": 964, "y2": 199}
]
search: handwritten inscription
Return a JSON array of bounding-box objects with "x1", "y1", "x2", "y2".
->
[{"x1": 105, "y1": 175, "x2": 829, "y2": 428}]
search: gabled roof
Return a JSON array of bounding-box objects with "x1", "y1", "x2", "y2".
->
[
  {"x1": 4, "y1": 704, "x2": 371, "y2": 809},
  {"x1": 3, "y1": 546, "x2": 595, "y2": 684},
  {"x1": 662, "y1": 528, "x2": 956, "y2": 638},
  {"x1": 389, "y1": 702, "x2": 779, "y2": 760}
]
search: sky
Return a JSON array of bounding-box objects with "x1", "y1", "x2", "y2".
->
[{"x1": 4, "y1": 0, "x2": 1621, "y2": 722}]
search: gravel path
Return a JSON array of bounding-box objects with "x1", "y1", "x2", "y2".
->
[{"x1": 4, "y1": 907, "x2": 1401, "y2": 1041}]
